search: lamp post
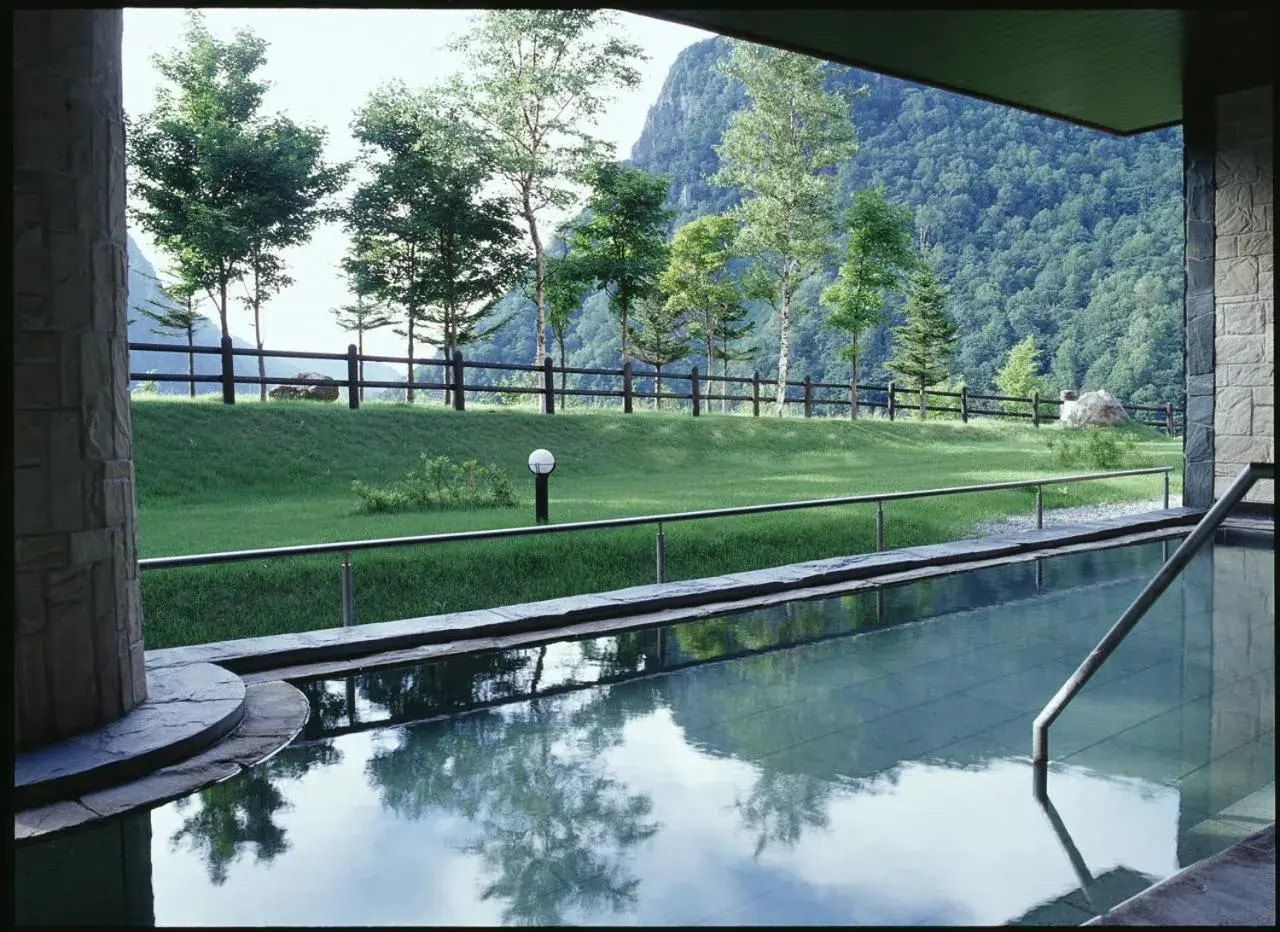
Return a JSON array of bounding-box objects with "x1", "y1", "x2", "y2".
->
[{"x1": 528, "y1": 448, "x2": 555, "y2": 524}]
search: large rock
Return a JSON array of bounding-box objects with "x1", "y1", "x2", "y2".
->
[
  {"x1": 1061, "y1": 389, "x2": 1128, "y2": 428},
  {"x1": 269, "y1": 373, "x2": 339, "y2": 402}
]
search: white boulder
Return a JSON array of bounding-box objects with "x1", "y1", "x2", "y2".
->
[{"x1": 1061, "y1": 389, "x2": 1128, "y2": 428}]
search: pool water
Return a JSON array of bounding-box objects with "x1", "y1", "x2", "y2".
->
[{"x1": 16, "y1": 537, "x2": 1275, "y2": 926}]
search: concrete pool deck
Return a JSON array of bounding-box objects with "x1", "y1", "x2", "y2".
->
[{"x1": 1087, "y1": 825, "x2": 1275, "y2": 925}]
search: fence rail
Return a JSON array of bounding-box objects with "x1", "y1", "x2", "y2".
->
[{"x1": 129, "y1": 337, "x2": 1184, "y2": 435}]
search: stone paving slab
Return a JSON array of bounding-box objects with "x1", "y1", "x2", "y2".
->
[
  {"x1": 149, "y1": 509, "x2": 1201, "y2": 678},
  {"x1": 15, "y1": 680, "x2": 310, "y2": 842},
  {"x1": 1085, "y1": 825, "x2": 1275, "y2": 925},
  {"x1": 14, "y1": 662, "x2": 245, "y2": 810}
]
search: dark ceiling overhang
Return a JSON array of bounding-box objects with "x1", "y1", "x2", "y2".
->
[{"x1": 641, "y1": 9, "x2": 1274, "y2": 136}]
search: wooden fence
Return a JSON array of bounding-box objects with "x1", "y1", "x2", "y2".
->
[{"x1": 128, "y1": 337, "x2": 1184, "y2": 435}]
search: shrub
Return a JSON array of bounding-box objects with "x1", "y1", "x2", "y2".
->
[
  {"x1": 1045, "y1": 426, "x2": 1138, "y2": 470},
  {"x1": 353, "y1": 453, "x2": 520, "y2": 514}
]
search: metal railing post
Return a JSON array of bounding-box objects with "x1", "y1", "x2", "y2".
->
[
  {"x1": 875, "y1": 500, "x2": 884, "y2": 552},
  {"x1": 655, "y1": 522, "x2": 666, "y2": 583},
  {"x1": 1032, "y1": 463, "x2": 1273, "y2": 769},
  {"x1": 220, "y1": 335, "x2": 236, "y2": 405},
  {"x1": 1035, "y1": 485, "x2": 1044, "y2": 529},
  {"x1": 341, "y1": 551, "x2": 355, "y2": 628},
  {"x1": 347, "y1": 344, "x2": 360, "y2": 410},
  {"x1": 1163, "y1": 471, "x2": 1170, "y2": 510}
]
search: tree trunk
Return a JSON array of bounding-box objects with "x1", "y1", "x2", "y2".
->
[
  {"x1": 557, "y1": 333, "x2": 567, "y2": 408},
  {"x1": 252, "y1": 256, "x2": 266, "y2": 403},
  {"x1": 357, "y1": 330, "x2": 365, "y2": 404},
  {"x1": 722, "y1": 355, "x2": 730, "y2": 414},
  {"x1": 849, "y1": 333, "x2": 859, "y2": 420},
  {"x1": 218, "y1": 271, "x2": 229, "y2": 341},
  {"x1": 919, "y1": 380, "x2": 927, "y2": 419},
  {"x1": 619, "y1": 295, "x2": 629, "y2": 367},
  {"x1": 655, "y1": 364, "x2": 662, "y2": 411},
  {"x1": 522, "y1": 190, "x2": 545, "y2": 364},
  {"x1": 186, "y1": 327, "x2": 196, "y2": 399},
  {"x1": 774, "y1": 279, "x2": 792, "y2": 417},
  {"x1": 406, "y1": 318, "x2": 415, "y2": 406}
]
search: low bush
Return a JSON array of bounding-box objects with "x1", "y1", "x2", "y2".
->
[
  {"x1": 353, "y1": 453, "x2": 520, "y2": 514},
  {"x1": 1044, "y1": 426, "x2": 1139, "y2": 470}
]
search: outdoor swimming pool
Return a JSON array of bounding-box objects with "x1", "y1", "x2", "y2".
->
[{"x1": 16, "y1": 535, "x2": 1275, "y2": 926}]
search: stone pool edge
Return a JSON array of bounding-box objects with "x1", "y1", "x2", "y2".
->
[{"x1": 148, "y1": 508, "x2": 1202, "y2": 678}]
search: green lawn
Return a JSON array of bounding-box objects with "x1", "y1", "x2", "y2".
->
[{"x1": 132, "y1": 397, "x2": 1181, "y2": 649}]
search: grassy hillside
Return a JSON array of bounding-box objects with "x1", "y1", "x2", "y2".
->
[{"x1": 132, "y1": 397, "x2": 1181, "y2": 648}]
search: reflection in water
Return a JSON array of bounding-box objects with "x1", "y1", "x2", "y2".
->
[
  {"x1": 366, "y1": 688, "x2": 660, "y2": 925},
  {"x1": 19, "y1": 539, "x2": 1270, "y2": 926},
  {"x1": 169, "y1": 741, "x2": 342, "y2": 885}
]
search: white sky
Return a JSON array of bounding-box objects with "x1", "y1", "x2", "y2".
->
[{"x1": 122, "y1": 8, "x2": 714, "y2": 356}]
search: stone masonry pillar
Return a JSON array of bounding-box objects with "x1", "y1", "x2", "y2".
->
[{"x1": 13, "y1": 9, "x2": 146, "y2": 747}]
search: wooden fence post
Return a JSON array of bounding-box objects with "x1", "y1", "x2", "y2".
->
[
  {"x1": 220, "y1": 335, "x2": 236, "y2": 405},
  {"x1": 542, "y1": 357, "x2": 555, "y2": 414},
  {"x1": 1032, "y1": 390, "x2": 1040, "y2": 428},
  {"x1": 752, "y1": 371, "x2": 760, "y2": 418},
  {"x1": 347, "y1": 344, "x2": 359, "y2": 410},
  {"x1": 960, "y1": 386, "x2": 968, "y2": 423},
  {"x1": 887, "y1": 381, "x2": 896, "y2": 421},
  {"x1": 622, "y1": 361, "x2": 633, "y2": 414},
  {"x1": 803, "y1": 376, "x2": 813, "y2": 418},
  {"x1": 691, "y1": 366, "x2": 700, "y2": 417},
  {"x1": 452, "y1": 350, "x2": 465, "y2": 411},
  {"x1": 1165, "y1": 401, "x2": 1174, "y2": 436}
]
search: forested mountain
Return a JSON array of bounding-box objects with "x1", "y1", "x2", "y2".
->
[{"x1": 471, "y1": 36, "x2": 1184, "y2": 405}]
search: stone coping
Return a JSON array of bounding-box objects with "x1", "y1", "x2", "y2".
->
[
  {"x1": 15, "y1": 680, "x2": 310, "y2": 843},
  {"x1": 147, "y1": 508, "x2": 1202, "y2": 677},
  {"x1": 14, "y1": 662, "x2": 245, "y2": 811},
  {"x1": 1086, "y1": 825, "x2": 1275, "y2": 925},
  {"x1": 244, "y1": 522, "x2": 1192, "y2": 688}
]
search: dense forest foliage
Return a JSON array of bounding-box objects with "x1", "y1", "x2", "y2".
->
[{"x1": 469, "y1": 36, "x2": 1185, "y2": 405}]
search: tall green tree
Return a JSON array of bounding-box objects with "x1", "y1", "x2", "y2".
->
[
  {"x1": 133, "y1": 265, "x2": 210, "y2": 399},
  {"x1": 712, "y1": 42, "x2": 859, "y2": 415},
  {"x1": 820, "y1": 188, "x2": 917, "y2": 417},
  {"x1": 238, "y1": 116, "x2": 348, "y2": 400},
  {"x1": 627, "y1": 293, "x2": 690, "y2": 408},
  {"x1": 886, "y1": 259, "x2": 958, "y2": 419},
  {"x1": 569, "y1": 163, "x2": 673, "y2": 365},
  {"x1": 994, "y1": 335, "x2": 1046, "y2": 413},
  {"x1": 331, "y1": 277, "x2": 396, "y2": 404},
  {"x1": 660, "y1": 214, "x2": 752, "y2": 410},
  {"x1": 127, "y1": 12, "x2": 267, "y2": 341},
  {"x1": 449, "y1": 10, "x2": 646, "y2": 364}
]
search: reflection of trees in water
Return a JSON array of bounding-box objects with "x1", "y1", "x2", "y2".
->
[
  {"x1": 366, "y1": 687, "x2": 660, "y2": 926},
  {"x1": 169, "y1": 741, "x2": 342, "y2": 885},
  {"x1": 734, "y1": 767, "x2": 832, "y2": 858}
]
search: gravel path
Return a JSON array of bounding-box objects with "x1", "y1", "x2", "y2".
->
[{"x1": 970, "y1": 496, "x2": 1181, "y2": 537}]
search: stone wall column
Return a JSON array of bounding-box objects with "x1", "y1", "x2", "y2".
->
[
  {"x1": 1182, "y1": 13, "x2": 1217, "y2": 509},
  {"x1": 13, "y1": 9, "x2": 146, "y2": 747}
]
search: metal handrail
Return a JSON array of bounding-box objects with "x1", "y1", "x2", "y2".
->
[
  {"x1": 138, "y1": 466, "x2": 1173, "y2": 571},
  {"x1": 1031, "y1": 461, "x2": 1274, "y2": 773}
]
